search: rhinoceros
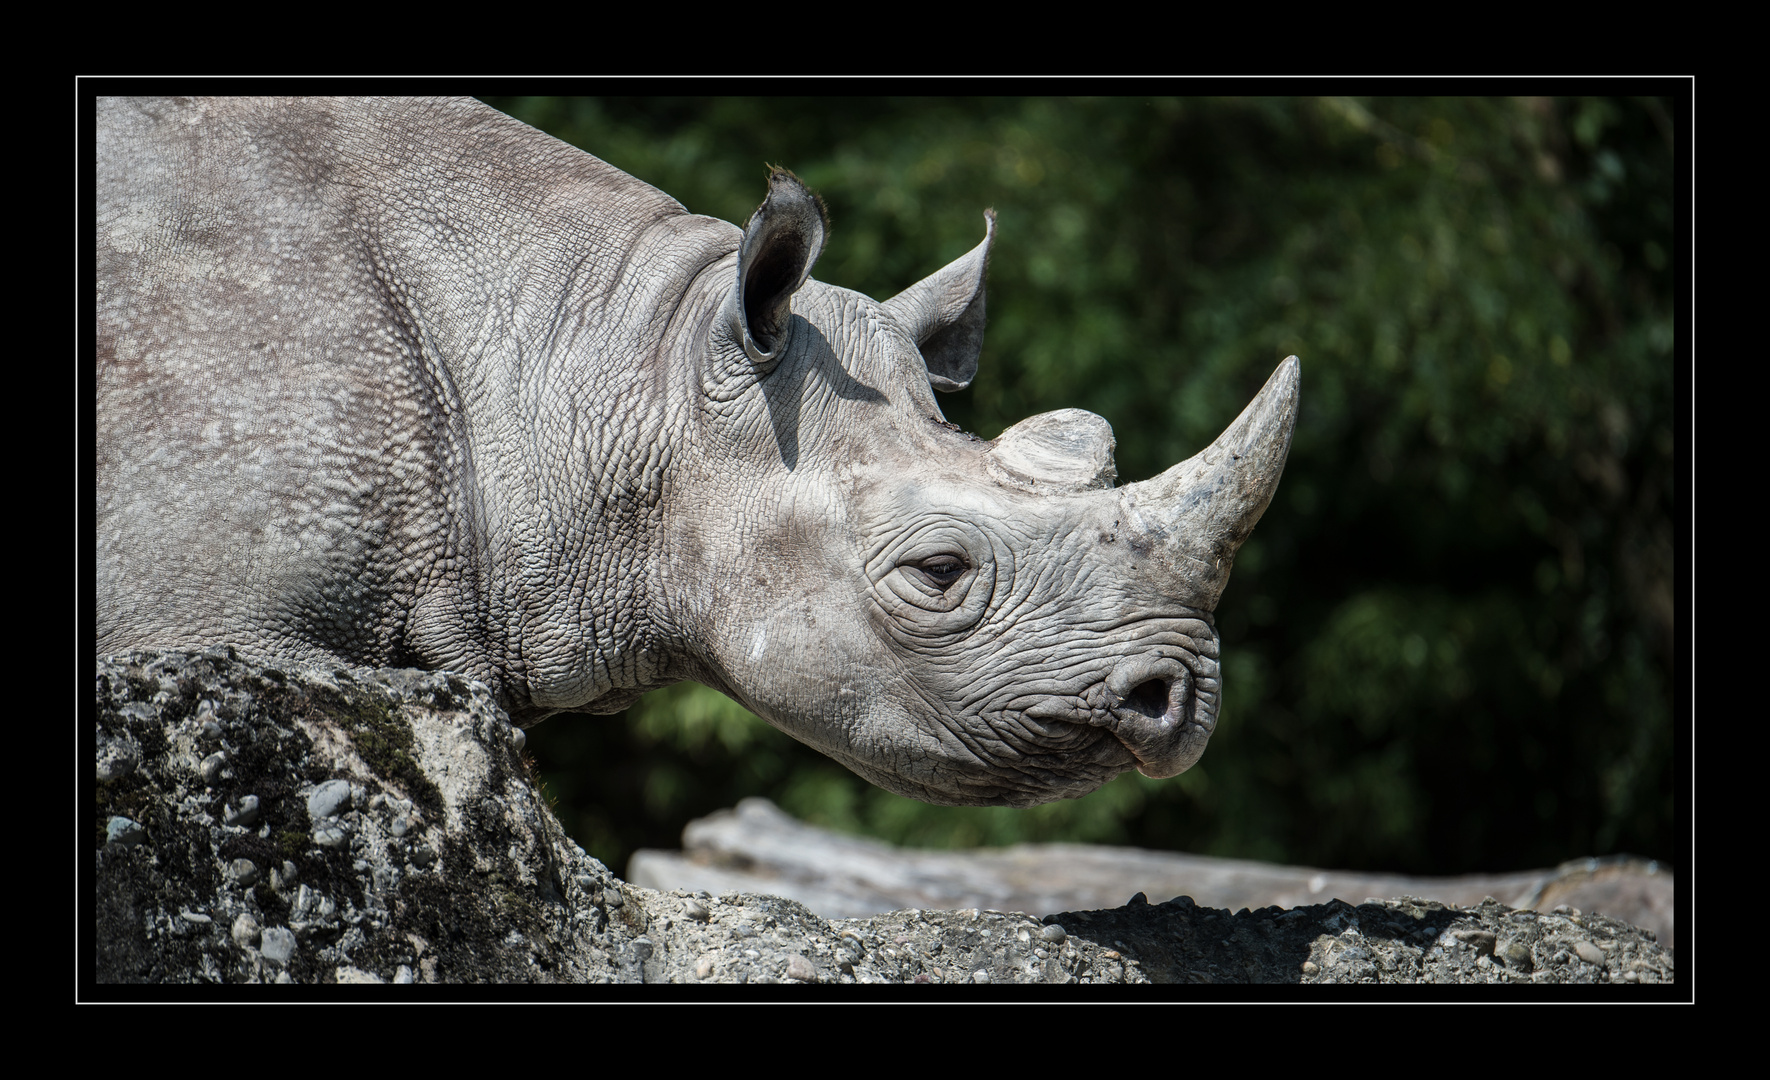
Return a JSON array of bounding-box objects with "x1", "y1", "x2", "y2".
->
[{"x1": 97, "y1": 97, "x2": 1297, "y2": 807}]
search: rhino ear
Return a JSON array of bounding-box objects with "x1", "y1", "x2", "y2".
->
[
  {"x1": 729, "y1": 167, "x2": 827, "y2": 369},
  {"x1": 884, "y1": 210, "x2": 994, "y2": 392}
]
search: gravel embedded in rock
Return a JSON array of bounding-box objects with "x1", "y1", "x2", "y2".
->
[
  {"x1": 106, "y1": 816, "x2": 144, "y2": 846},
  {"x1": 1502, "y1": 941, "x2": 1534, "y2": 971},
  {"x1": 1574, "y1": 940, "x2": 1606, "y2": 965},
  {"x1": 95, "y1": 650, "x2": 1676, "y2": 987},
  {"x1": 270, "y1": 861, "x2": 298, "y2": 893},
  {"x1": 96, "y1": 740, "x2": 138, "y2": 782},
  {"x1": 307, "y1": 779, "x2": 353, "y2": 820},
  {"x1": 260, "y1": 927, "x2": 296, "y2": 966},
  {"x1": 224, "y1": 795, "x2": 259, "y2": 826}
]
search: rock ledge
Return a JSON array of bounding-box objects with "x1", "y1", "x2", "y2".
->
[{"x1": 94, "y1": 650, "x2": 1674, "y2": 986}]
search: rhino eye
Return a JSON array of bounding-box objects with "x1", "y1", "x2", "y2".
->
[{"x1": 909, "y1": 555, "x2": 969, "y2": 590}]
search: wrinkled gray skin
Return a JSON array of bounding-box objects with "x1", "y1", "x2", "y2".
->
[{"x1": 97, "y1": 97, "x2": 1299, "y2": 807}]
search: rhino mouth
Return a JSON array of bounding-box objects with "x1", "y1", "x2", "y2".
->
[{"x1": 1099, "y1": 655, "x2": 1212, "y2": 779}]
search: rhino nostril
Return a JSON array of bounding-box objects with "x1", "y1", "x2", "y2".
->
[{"x1": 1126, "y1": 679, "x2": 1170, "y2": 720}]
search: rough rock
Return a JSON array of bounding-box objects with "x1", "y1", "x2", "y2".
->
[
  {"x1": 631, "y1": 797, "x2": 1674, "y2": 951},
  {"x1": 94, "y1": 649, "x2": 1674, "y2": 986}
]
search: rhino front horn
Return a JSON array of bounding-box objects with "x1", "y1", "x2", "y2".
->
[{"x1": 1119, "y1": 356, "x2": 1300, "y2": 610}]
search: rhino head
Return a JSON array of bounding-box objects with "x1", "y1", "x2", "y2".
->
[
  {"x1": 94, "y1": 97, "x2": 1292, "y2": 811},
  {"x1": 668, "y1": 170, "x2": 1299, "y2": 806}
]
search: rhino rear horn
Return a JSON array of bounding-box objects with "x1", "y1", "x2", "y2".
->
[
  {"x1": 732, "y1": 168, "x2": 828, "y2": 367},
  {"x1": 1121, "y1": 356, "x2": 1300, "y2": 609},
  {"x1": 987, "y1": 408, "x2": 1118, "y2": 492},
  {"x1": 884, "y1": 210, "x2": 995, "y2": 392}
]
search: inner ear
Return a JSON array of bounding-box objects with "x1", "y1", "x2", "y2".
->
[
  {"x1": 882, "y1": 210, "x2": 994, "y2": 392},
  {"x1": 745, "y1": 231, "x2": 812, "y2": 351},
  {"x1": 919, "y1": 289, "x2": 985, "y2": 391},
  {"x1": 733, "y1": 168, "x2": 828, "y2": 364}
]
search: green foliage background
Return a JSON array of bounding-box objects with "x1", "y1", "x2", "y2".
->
[{"x1": 482, "y1": 96, "x2": 1678, "y2": 879}]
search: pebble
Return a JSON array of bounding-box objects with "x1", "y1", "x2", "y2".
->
[
  {"x1": 224, "y1": 795, "x2": 260, "y2": 826},
  {"x1": 1502, "y1": 941, "x2": 1534, "y2": 971},
  {"x1": 972, "y1": 969, "x2": 991, "y2": 984},
  {"x1": 1040, "y1": 924, "x2": 1067, "y2": 945},
  {"x1": 697, "y1": 954, "x2": 716, "y2": 979},
  {"x1": 106, "y1": 816, "x2": 144, "y2": 846},
  {"x1": 270, "y1": 861, "x2": 298, "y2": 893},
  {"x1": 682, "y1": 899, "x2": 710, "y2": 922},
  {"x1": 836, "y1": 937, "x2": 864, "y2": 969},
  {"x1": 294, "y1": 885, "x2": 334, "y2": 919},
  {"x1": 1454, "y1": 930, "x2": 1497, "y2": 956},
  {"x1": 231, "y1": 913, "x2": 261, "y2": 947},
  {"x1": 96, "y1": 741, "x2": 138, "y2": 782},
  {"x1": 510, "y1": 727, "x2": 526, "y2": 752},
  {"x1": 200, "y1": 751, "x2": 227, "y2": 784},
  {"x1": 307, "y1": 779, "x2": 353, "y2": 820},
  {"x1": 260, "y1": 927, "x2": 296, "y2": 966},
  {"x1": 313, "y1": 820, "x2": 349, "y2": 848},
  {"x1": 631, "y1": 937, "x2": 654, "y2": 962},
  {"x1": 1301, "y1": 960, "x2": 1319, "y2": 975},
  {"x1": 229, "y1": 858, "x2": 261, "y2": 887},
  {"x1": 785, "y1": 954, "x2": 817, "y2": 981},
  {"x1": 1574, "y1": 940, "x2": 1605, "y2": 965},
  {"x1": 409, "y1": 843, "x2": 436, "y2": 867}
]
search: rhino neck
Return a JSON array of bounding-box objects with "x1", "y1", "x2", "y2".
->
[
  {"x1": 448, "y1": 246, "x2": 746, "y2": 722},
  {"x1": 347, "y1": 105, "x2": 744, "y2": 719}
]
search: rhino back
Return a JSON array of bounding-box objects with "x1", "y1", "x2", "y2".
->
[{"x1": 97, "y1": 97, "x2": 739, "y2": 707}]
